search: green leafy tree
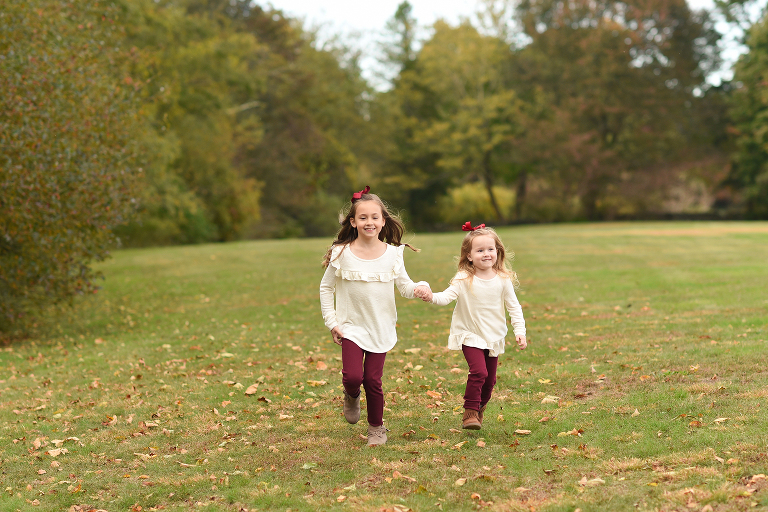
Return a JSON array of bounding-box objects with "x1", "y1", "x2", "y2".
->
[
  {"x1": 727, "y1": 9, "x2": 768, "y2": 217},
  {"x1": 0, "y1": 1, "x2": 142, "y2": 329},
  {"x1": 229, "y1": 4, "x2": 369, "y2": 238},
  {"x1": 116, "y1": 0, "x2": 262, "y2": 244}
]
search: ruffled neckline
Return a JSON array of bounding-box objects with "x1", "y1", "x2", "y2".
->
[{"x1": 329, "y1": 244, "x2": 404, "y2": 283}]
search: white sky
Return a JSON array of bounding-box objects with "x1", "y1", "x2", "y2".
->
[{"x1": 263, "y1": 0, "x2": 758, "y2": 86}]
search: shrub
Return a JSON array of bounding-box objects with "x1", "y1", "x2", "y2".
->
[{"x1": 0, "y1": 1, "x2": 142, "y2": 330}]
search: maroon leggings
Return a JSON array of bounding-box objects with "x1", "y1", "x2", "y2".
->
[
  {"x1": 462, "y1": 345, "x2": 498, "y2": 411},
  {"x1": 341, "y1": 338, "x2": 387, "y2": 427}
]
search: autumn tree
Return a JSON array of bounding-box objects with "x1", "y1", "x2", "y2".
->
[
  {"x1": 0, "y1": 1, "x2": 143, "y2": 329},
  {"x1": 514, "y1": 0, "x2": 724, "y2": 219}
]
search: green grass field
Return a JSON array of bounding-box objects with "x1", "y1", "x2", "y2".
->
[{"x1": 2, "y1": 222, "x2": 768, "y2": 512}]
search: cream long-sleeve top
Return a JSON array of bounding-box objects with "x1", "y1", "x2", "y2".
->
[
  {"x1": 431, "y1": 271, "x2": 525, "y2": 357},
  {"x1": 319, "y1": 244, "x2": 428, "y2": 353}
]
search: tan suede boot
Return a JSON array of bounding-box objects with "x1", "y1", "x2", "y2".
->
[
  {"x1": 367, "y1": 424, "x2": 388, "y2": 446},
  {"x1": 478, "y1": 404, "x2": 487, "y2": 424},
  {"x1": 462, "y1": 408, "x2": 481, "y2": 430},
  {"x1": 343, "y1": 390, "x2": 360, "y2": 424}
]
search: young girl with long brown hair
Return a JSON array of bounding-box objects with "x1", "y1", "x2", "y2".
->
[
  {"x1": 428, "y1": 222, "x2": 527, "y2": 430},
  {"x1": 319, "y1": 186, "x2": 431, "y2": 446}
]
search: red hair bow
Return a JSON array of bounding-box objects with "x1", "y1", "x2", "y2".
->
[
  {"x1": 461, "y1": 222, "x2": 486, "y2": 232},
  {"x1": 351, "y1": 185, "x2": 370, "y2": 203}
]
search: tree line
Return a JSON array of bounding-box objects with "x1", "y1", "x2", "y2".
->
[{"x1": 1, "y1": 0, "x2": 767, "y2": 328}]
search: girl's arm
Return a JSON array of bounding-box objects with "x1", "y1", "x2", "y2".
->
[
  {"x1": 431, "y1": 282, "x2": 460, "y2": 306},
  {"x1": 502, "y1": 280, "x2": 526, "y2": 337},
  {"x1": 394, "y1": 264, "x2": 430, "y2": 299},
  {"x1": 319, "y1": 265, "x2": 339, "y2": 332},
  {"x1": 393, "y1": 247, "x2": 430, "y2": 299}
]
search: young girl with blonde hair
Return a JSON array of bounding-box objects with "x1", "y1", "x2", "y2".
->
[
  {"x1": 427, "y1": 222, "x2": 527, "y2": 429},
  {"x1": 319, "y1": 186, "x2": 431, "y2": 445}
]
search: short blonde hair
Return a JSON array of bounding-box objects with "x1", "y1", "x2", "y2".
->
[{"x1": 455, "y1": 227, "x2": 518, "y2": 286}]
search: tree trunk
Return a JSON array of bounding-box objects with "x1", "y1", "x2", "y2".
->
[
  {"x1": 482, "y1": 152, "x2": 504, "y2": 222},
  {"x1": 515, "y1": 168, "x2": 527, "y2": 220}
]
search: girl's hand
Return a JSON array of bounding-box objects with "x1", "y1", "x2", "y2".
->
[
  {"x1": 331, "y1": 327, "x2": 344, "y2": 346},
  {"x1": 516, "y1": 335, "x2": 527, "y2": 349},
  {"x1": 414, "y1": 285, "x2": 432, "y2": 302}
]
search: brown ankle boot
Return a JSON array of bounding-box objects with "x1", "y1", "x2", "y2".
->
[
  {"x1": 478, "y1": 404, "x2": 486, "y2": 423},
  {"x1": 343, "y1": 390, "x2": 360, "y2": 424},
  {"x1": 462, "y1": 408, "x2": 481, "y2": 430},
  {"x1": 367, "y1": 424, "x2": 388, "y2": 446}
]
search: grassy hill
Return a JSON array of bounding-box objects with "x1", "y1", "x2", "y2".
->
[{"x1": 1, "y1": 222, "x2": 767, "y2": 511}]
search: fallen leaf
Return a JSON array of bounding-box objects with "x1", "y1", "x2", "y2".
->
[
  {"x1": 578, "y1": 476, "x2": 605, "y2": 487},
  {"x1": 541, "y1": 395, "x2": 560, "y2": 404},
  {"x1": 452, "y1": 441, "x2": 467, "y2": 450},
  {"x1": 426, "y1": 390, "x2": 442, "y2": 399},
  {"x1": 403, "y1": 348, "x2": 421, "y2": 354},
  {"x1": 632, "y1": 409, "x2": 640, "y2": 417},
  {"x1": 279, "y1": 414, "x2": 294, "y2": 421},
  {"x1": 538, "y1": 379, "x2": 552, "y2": 384},
  {"x1": 713, "y1": 417, "x2": 729, "y2": 424},
  {"x1": 476, "y1": 440, "x2": 486, "y2": 447},
  {"x1": 337, "y1": 495, "x2": 346, "y2": 502},
  {"x1": 454, "y1": 478, "x2": 467, "y2": 486},
  {"x1": 316, "y1": 361, "x2": 328, "y2": 371},
  {"x1": 471, "y1": 492, "x2": 481, "y2": 499},
  {"x1": 514, "y1": 429, "x2": 532, "y2": 435},
  {"x1": 392, "y1": 471, "x2": 416, "y2": 482},
  {"x1": 515, "y1": 487, "x2": 531, "y2": 492},
  {"x1": 450, "y1": 368, "x2": 464, "y2": 374},
  {"x1": 307, "y1": 380, "x2": 327, "y2": 387}
]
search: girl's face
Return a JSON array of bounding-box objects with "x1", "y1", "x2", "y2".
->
[
  {"x1": 467, "y1": 235, "x2": 497, "y2": 272},
  {"x1": 350, "y1": 200, "x2": 385, "y2": 241}
]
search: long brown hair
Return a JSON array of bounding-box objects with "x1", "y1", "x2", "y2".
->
[
  {"x1": 322, "y1": 193, "x2": 418, "y2": 268},
  {"x1": 455, "y1": 227, "x2": 518, "y2": 286}
]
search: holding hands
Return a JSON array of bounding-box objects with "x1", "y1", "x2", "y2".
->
[{"x1": 414, "y1": 285, "x2": 433, "y2": 302}]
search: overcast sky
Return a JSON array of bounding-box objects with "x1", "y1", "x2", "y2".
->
[{"x1": 263, "y1": 0, "x2": 754, "y2": 86}]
